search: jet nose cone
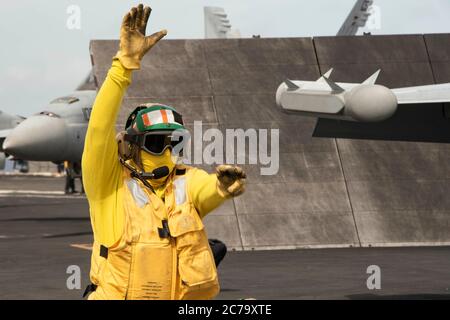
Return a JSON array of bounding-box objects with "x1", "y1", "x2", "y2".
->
[{"x1": 3, "y1": 115, "x2": 68, "y2": 161}]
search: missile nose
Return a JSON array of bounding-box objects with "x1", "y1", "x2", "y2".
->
[
  {"x1": 345, "y1": 84, "x2": 398, "y2": 122},
  {"x1": 3, "y1": 115, "x2": 68, "y2": 161}
]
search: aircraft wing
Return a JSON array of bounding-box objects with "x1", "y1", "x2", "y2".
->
[
  {"x1": 337, "y1": 0, "x2": 373, "y2": 36},
  {"x1": 392, "y1": 83, "x2": 450, "y2": 104}
]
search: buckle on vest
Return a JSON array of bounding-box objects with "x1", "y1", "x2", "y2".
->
[
  {"x1": 158, "y1": 220, "x2": 171, "y2": 238},
  {"x1": 100, "y1": 245, "x2": 108, "y2": 259}
]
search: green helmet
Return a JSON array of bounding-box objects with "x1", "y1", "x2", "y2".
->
[{"x1": 125, "y1": 103, "x2": 185, "y2": 134}]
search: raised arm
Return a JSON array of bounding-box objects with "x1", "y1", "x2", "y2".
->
[
  {"x1": 82, "y1": 4, "x2": 167, "y2": 201},
  {"x1": 81, "y1": 59, "x2": 131, "y2": 200},
  {"x1": 82, "y1": 4, "x2": 167, "y2": 246}
]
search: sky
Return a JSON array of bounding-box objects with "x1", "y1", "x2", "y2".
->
[{"x1": 0, "y1": 0, "x2": 449, "y2": 117}]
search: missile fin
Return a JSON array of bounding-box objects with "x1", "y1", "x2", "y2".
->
[
  {"x1": 284, "y1": 79, "x2": 300, "y2": 91},
  {"x1": 317, "y1": 68, "x2": 333, "y2": 82},
  {"x1": 363, "y1": 69, "x2": 381, "y2": 85},
  {"x1": 323, "y1": 76, "x2": 345, "y2": 93}
]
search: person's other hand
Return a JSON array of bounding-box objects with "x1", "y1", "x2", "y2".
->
[
  {"x1": 216, "y1": 165, "x2": 247, "y2": 197},
  {"x1": 115, "y1": 4, "x2": 167, "y2": 70}
]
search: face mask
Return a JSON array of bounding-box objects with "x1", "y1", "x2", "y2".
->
[{"x1": 139, "y1": 148, "x2": 176, "y2": 185}]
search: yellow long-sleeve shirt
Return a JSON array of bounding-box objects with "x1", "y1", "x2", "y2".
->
[{"x1": 82, "y1": 58, "x2": 226, "y2": 247}]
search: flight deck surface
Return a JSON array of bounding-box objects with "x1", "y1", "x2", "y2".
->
[{"x1": 1, "y1": 175, "x2": 449, "y2": 300}]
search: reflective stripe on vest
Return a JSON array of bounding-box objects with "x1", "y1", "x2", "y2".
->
[
  {"x1": 173, "y1": 176, "x2": 186, "y2": 205},
  {"x1": 126, "y1": 178, "x2": 149, "y2": 208}
]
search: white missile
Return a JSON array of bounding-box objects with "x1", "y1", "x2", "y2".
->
[{"x1": 276, "y1": 69, "x2": 450, "y2": 122}]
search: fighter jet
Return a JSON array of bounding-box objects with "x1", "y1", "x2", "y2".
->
[
  {"x1": 276, "y1": 69, "x2": 450, "y2": 122},
  {"x1": 0, "y1": 110, "x2": 24, "y2": 147},
  {"x1": 3, "y1": 66, "x2": 97, "y2": 164},
  {"x1": 0, "y1": 110, "x2": 24, "y2": 169},
  {"x1": 3, "y1": 90, "x2": 96, "y2": 162}
]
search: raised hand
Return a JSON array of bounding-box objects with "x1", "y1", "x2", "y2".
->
[{"x1": 115, "y1": 4, "x2": 167, "y2": 70}]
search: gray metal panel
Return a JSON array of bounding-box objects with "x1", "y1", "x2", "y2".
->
[
  {"x1": 208, "y1": 65, "x2": 318, "y2": 95},
  {"x1": 90, "y1": 35, "x2": 450, "y2": 249},
  {"x1": 203, "y1": 38, "x2": 319, "y2": 95},
  {"x1": 90, "y1": 39, "x2": 207, "y2": 69},
  {"x1": 337, "y1": 140, "x2": 450, "y2": 181},
  {"x1": 315, "y1": 35, "x2": 435, "y2": 87},
  {"x1": 279, "y1": 151, "x2": 344, "y2": 183},
  {"x1": 430, "y1": 62, "x2": 450, "y2": 83},
  {"x1": 348, "y1": 180, "x2": 450, "y2": 213},
  {"x1": 237, "y1": 213, "x2": 359, "y2": 249},
  {"x1": 95, "y1": 67, "x2": 212, "y2": 98},
  {"x1": 315, "y1": 35, "x2": 429, "y2": 64},
  {"x1": 207, "y1": 198, "x2": 236, "y2": 216},
  {"x1": 424, "y1": 34, "x2": 450, "y2": 62},
  {"x1": 317, "y1": 62, "x2": 435, "y2": 88},
  {"x1": 350, "y1": 179, "x2": 450, "y2": 245},
  {"x1": 272, "y1": 123, "x2": 337, "y2": 153},
  {"x1": 216, "y1": 120, "x2": 342, "y2": 185},
  {"x1": 214, "y1": 116, "x2": 323, "y2": 153},
  {"x1": 424, "y1": 34, "x2": 450, "y2": 83},
  {"x1": 125, "y1": 68, "x2": 212, "y2": 97},
  {"x1": 91, "y1": 40, "x2": 211, "y2": 97},
  {"x1": 233, "y1": 182, "x2": 359, "y2": 249},
  {"x1": 355, "y1": 210, "x2": 450, "y2": 246},
  {"x1": 234, "y1": 182, "x2": 351, "y2": 215},
  {"x1": 313, "y1": 34, "x2": 450, "y2": 246},
  {"x1": 203, "y1": 38, "x2": 318, "y2": 66},
  {"x1": 199, "y1": 38, "x2": 356, "y2": 248},
  {"x1": 203, "y1": 214, "x2": 243, "y2": 250},
  {"x1": 236, "y1": 150, "x2": 344, "y2": 185},
  {"x1": 214, "y1": 94, "x2": 296, "y2": 125}
]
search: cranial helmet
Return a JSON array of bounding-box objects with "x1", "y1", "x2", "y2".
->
[
  {"x1": 116, "y1": 103, "x2": 187, "y2": 183},
  {"x1": 125, "y1": 103, "x2": 185, "y2": 133}
]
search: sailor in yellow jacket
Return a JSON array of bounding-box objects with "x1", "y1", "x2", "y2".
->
[{"x1": 81, "y1": 4, "x2": 246, "y2": 300}]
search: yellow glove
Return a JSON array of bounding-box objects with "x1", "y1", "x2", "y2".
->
[
  {"x1": 115, "y1": 4, "x2": 167, "y2": 70},
  {"x1": 216, "y1": 165, "x2": 247, "y2": 198}
]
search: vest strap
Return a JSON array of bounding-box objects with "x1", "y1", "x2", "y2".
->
[
  {"x1": 175, "y1": 168, "x2": 186, "y2": 175},
  {"x1": 158, "y1": 220, "x2": 171, "y2": 238},
  {"x1": 100, "y1": 245, "x2": 108, "y2": 259},
  {"x1": 83, "y1": 283, "x2": 97, "y2": 298}
]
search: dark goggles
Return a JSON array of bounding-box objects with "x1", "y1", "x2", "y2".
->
[{"x1": 129, "y1": 130, "x2": 187, "y2": 156}]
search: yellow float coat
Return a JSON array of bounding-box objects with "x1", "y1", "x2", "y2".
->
[{"x1": 81, "y1": 58, "x2": 227, "y2": 299}]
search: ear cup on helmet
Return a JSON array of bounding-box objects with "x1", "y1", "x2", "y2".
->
[{"x1": 116, "y1": 131, "x2": 132, "y2": 160}]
